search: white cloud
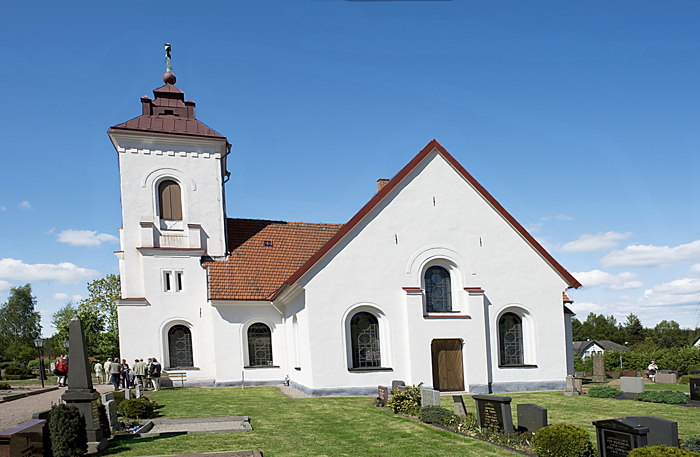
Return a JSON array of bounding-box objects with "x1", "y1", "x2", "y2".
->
[
  {"x1": 46, "y1": 228, "x2": 55, "y2": 235},
  {"x1": 57, "y1": 230, "x2": 119, "y2": 247},
  {"x1": 541, "y1": 214, "x2": 573, "y2": 222},
  {"x1": 561, "y1": 231, "x2": 633, "y2": 253},
  {"x1": 52, "y1": 292, "x2": 84, "y2": 302},
  {"x1": 569, "y1": 301, "x2": 608, "y2": 315},
  {"x1": 0, "y1": 258, "x2": 99, "y2": 284},
  {"x1": 573, "y1": 269, "x2": 643, "y2": 290},
  {"x1": 18, "y1": 201, "x2": 31, "y2": 210},
  {"x1": 0, "y1": 280, "x2": 11, "y2": 291},
  {"x1": 527, "y1": 223, "x2": 542, "y2": 233},
  {"x1": 602, "y1": 239, "x2": 700, "y2": 268},
  {"x1": 642, "y1": 278, "x2": 700, "y2": 307},
  {"x1": 689, "y1": 264, "x2": 700, "y2": 276}
]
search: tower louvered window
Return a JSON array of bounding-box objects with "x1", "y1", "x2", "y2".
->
[{"x1": 159, "y1": 180, "x2": 182, "y2": 220}]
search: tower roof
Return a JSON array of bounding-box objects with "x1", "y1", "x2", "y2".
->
[{"x1": 109, "y1": 75, "x2": 225, "y2": 140}]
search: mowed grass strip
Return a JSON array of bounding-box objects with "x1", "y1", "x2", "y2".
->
[{"x1": 106, "y1": 387, "x2": 514, "y2": 457}]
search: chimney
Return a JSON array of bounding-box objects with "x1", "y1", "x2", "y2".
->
[
  {"x1": 141, "y1": 96, "x2": 152, "y2": 116},
  {"x1": 377, "y1": 178, "x2": 390, "y2": 192}
]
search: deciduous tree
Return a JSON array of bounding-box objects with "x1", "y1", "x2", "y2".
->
[{"x1": 0, "y1": 284, "x2": 41, "y2": 363}]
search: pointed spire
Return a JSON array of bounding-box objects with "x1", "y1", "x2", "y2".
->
[{"x1": 163, "y1": 43, "x2": 176, "y2": 85}]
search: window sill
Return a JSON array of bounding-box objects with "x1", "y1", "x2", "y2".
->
[
  {"x1": 244, "y1": 365, "x2": 280, "y2": 369},
  {"x1": 348, "y1": 367, "x2": 393, "y2": 372},
  {"x1": 164, "y1": 367, "x2": 200, "y2": 371},
  {"x1": 498, "y1": 364, "x2": 538, "y2": 369},
  {"x1": 423, "y1": 314, "x2": 471, "y2": 319}
]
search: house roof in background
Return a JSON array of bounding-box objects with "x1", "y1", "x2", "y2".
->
[{"x1": 573, "y1": 340, "x2": 630, "y2": 355}]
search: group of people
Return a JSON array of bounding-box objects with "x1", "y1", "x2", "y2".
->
[{"x1": 94, "y1": 357, "x2": 162, "y2": 397}]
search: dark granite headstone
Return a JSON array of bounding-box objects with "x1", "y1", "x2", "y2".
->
[
  {"x1": 453, "y1": 395, "x2": 467, "y2": 417},
  {"x1": 391, "y1": 380, "x2": 405, "y2": 390},
  {"x1": 626, "y1": 416, "x2": 678, "y2": 447},
  {"x1": 31, "y1": 410, "x2": 52, "y2": 457},
  {"x1": 472, "y1": 394, "x2": 514, "y2": 434},
  {"x1": 421, "y1": 387, "x2": 441, "y2": 407},
  {"x1": 0, "y1": 419, "x2": 44, "y2": 457},
  {"x1": 61, "y1": 317, "x2": 107, "y2": 453},
  {"x1": 592, "y1": 418, "x2": 648, "y2": 457},
  {"x1": 690, "y1": 378, "x2": 700, "y2": 402},
  {"x1": 377, "y1": 386, "x2": 389, "y2": 407},
  {"x1": 517, "y1": 403, "x2": 547, "y2": 433}
]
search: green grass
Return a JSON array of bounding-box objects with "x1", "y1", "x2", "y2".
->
[{"x1": 105, "y1": 387, "x2": 513, "y2": 457}]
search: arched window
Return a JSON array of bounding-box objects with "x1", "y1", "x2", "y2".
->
[
  {"x1": 248, "y1": 323, "x2": 273, "y2": 366},
  {"x1": 425, "y1": 266, "x2": 451, "y2": 312},
  {"x1": 499, "y1": 313, "x2": 524, "y2": 366},
  {"x1": 159, "y1": 180, "x2": 182, "y2": 220},
  {"x1": 350, "y1": 312, "x2": 380, "y2": 368},
  {"x1": 168, "y1": 325, "x2": 193, "y2": 368}
]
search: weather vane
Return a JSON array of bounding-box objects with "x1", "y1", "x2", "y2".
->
[{"x1": 165, "y1": 43, "x2": 172, "y2": 73}]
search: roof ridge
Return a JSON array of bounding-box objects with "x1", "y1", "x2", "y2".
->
[{"x1": 226, "y1": 217, "x2": 343, "y2": 226}]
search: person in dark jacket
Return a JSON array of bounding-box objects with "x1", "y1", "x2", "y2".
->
[
  {"x1": 149, "y1": 357, "x2": 162, "y2": 391},
  {"x1": 109, "y1": 359, "x2": 123, "y2": 390}
]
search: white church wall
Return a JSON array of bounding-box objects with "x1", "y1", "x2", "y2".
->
[{"x1": 292, "y1": 149, "x2": 570, "y2": 395}]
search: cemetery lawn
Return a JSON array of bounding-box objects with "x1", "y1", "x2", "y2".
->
[
  {"x1": 448, "y1": 391, "x2": 699, "y2": 443},
  {"x1": 105, "y1": 387, "x2": 513, "y2": 457}
]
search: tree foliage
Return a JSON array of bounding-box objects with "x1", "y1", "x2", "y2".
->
[{"x1": 0, "y1": 284, "x2": 41, "y2": 363}]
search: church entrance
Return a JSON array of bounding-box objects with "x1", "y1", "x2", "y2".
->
[{"x1": 431, "y1": 339, "x2": 464, "y2": 391}]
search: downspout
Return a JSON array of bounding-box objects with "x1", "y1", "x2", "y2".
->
[{"x1": 483, "y1": 298, "x2": 493, "y2": 394}]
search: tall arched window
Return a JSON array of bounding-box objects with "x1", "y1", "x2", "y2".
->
[
  {"x1": 425, "y1": 266, "x2": 451, "y2": 312},
  {"x1": 499, "y1": 313, "x2": 524, "y2": 366},
  {"x1": 350, "y1": 312, "x2": 380, "y2": 368},
  {"x1": 159, "y1": 180, "x2": 182, "y2": 220},
  {"x1": 248, "y1": 323, "x2": 273, "y2": 366},
  {"x1": 168, "y1": 325, "x2": 193, "y2": 368}
]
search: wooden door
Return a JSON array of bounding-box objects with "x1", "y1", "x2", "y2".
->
[{"x1": 431, "y1": 339, "x2": 464, "y2": 392}]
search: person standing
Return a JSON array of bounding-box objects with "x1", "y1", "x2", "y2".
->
[
  {"x1": 94, "y1": 360, "x2": 105, "y2": 384},
  {"x1": 146, "y1": 358, "x2": 153, "y2": 389},
  {"x1": 133, "y1": 358, "x2": 148, "y2": 398},
  {"x1": 149, "y1": 357, "x2": 162, "y2": 391},
  {"x1": 648, "y1": 360, "x2": 659, "y2": 382},
  {"x1": 55, "y1": 358, "x2": 68, "y2": 387},
  {"x1": 109, "y1": 358, "x2": 123, "y2": 390},
  {"x1": 104, "y1": 358, "x2": 112, "y2": 377}
]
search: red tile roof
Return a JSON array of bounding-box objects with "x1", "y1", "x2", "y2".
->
[{"x1": 205, "y1": 218, "x2": 342, "y2": 300}]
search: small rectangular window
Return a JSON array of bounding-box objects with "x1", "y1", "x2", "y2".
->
[
  {"x1": 176, "y1": 272, "x2": 183, "y2": 292},
  {"x1": 164, "y1": 272, "x2": 172, "y2": 292}
]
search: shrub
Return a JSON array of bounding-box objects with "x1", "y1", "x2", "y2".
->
[
  {"x1": 588, "y1": 386, "x2": 622, "y2": 398},
  {"x1": 5, "y1": 366, "x2": 31, "y2": 376},
  {"x1": 636, "y1": 390, "x2": 688, "y2": 404},
  {"x1": 117, "y1": 397, "x2": 154, "y2": 419},
  {"x1": 0, "y1": 383, "x2": 11, "y2": 389},
  {"x1": 683, "y1": 435, "x2": 700, "y2": 453},
  {"x1": 533, "y1": 423, "x2": 595, "y2": 457},
  {"x1": 112, "y1": 390, "x2": 136, "y2": 409},
  {"x1": 386, "y1": 383, "x2": 422, "y2": 416},
  {"x1": 3, "y1": 375, "x2": 34, "y2": 380},
  {"x1": 628, "y1": 445, "x2": 700, "y2": 456},
  {"x1": 97, "y1": 403, "x2": 111, "y2": 438},
  {"x1": 49, "y1": 404, "x2": 88, "y2": 457},
  {"x1": 418, "y1": 405, "x2": 454, "y2": 425},
  {"x1": 680, "y1": 375, "x2": 700, "y2": 385}
]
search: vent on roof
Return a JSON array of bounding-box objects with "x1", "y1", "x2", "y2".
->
[{"x1": 263, "y1": 240, "x2": 273, "y2": 247}]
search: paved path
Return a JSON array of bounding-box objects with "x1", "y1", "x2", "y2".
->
[{"x1": 0, "y1": 383, "x2": 116, "y2": 431}]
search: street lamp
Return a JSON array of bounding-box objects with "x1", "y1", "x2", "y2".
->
[
  {"x1": 33, "y1": 337, "x2": 45, "y2": 388},
  {"x1": 62, "y1": 339, "x2": 69, "y2": 350}
]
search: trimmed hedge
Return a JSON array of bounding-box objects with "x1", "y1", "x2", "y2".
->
[
  {"x1": 418, "y1": 405, "x2": 454, "y2": 425},
  {"x1": 588, "y1": 386, "x2": 622, "y2": 398},
  {"x1": 48, "y1": 404, "x2": 88, "y2": 457},
  {"x1": 117, "y1": 397, "x2": 154, "y2": 419},
  {"x1": 533, "y1": 423, "x2": 595, "y2": 457},
  {"x1": 680, "y1": 375, "x2": 700, "y2": 385},
  {"x1": 628, "y1": 445, "x2": 700, "y2": 456},
  {"x1": 3, "y1": 374, "x2": 35, "y2": 380},
  {"x1": 5, "y1": 366, "x2": 31, "y2": 376},
  {"x1": 636, "y1": 390, "x2": 688, "y2": 404}
]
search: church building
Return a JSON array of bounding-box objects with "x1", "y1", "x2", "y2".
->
[{"x1": 109, "y1": 63, "x2": 581, "y2": 396}]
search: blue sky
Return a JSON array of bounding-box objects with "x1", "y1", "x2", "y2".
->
[{"x1": 1, "y1": 1, "x2": 700, "y2": 335}]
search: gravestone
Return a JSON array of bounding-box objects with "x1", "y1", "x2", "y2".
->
[
  {"x1": 31, "y1": 410, "x2": 52, "y2": 457},
  {"x1": 124, "y1": 388, "x2": 132, "y2": 400},
  {"x1": 101, "y1": 392, "x2": 118, "y2": 431},
  {"x1": 593, "y1": 418, "x2": 649, "y2": 457},
  {"x1": 517, "y1": 403, "x2": 547, "y2": 433},
  {"x1": 689, "y1": 378, "x2": 700, "y2": 402},
  {"x1": 452, "y1": 395, "x2": 467, "y2": 417},
  {"x1": 574, "y1": 371, "x2": 585, "y2": 378},
  {"x1": 585, "y1": 371, "x2": 592, "y2": 377},
  {"x1": 420, "y1": 387, "x2": 441, "y2": 407},
  {"x1": 626, "y1": 416, "x2": 678, "y2": 447},
  {"x1": 61, "y1": 317, "x2": 107, "y2": 453},
  {"x1": 471, "y1": 394, "x2": 514, "y2": 434},
  {"x1": 620, "y1": 377, "x2": 645, "y2": 394},
  {"x1": 611, "y1": 372, "x2": 621, "y2": 379},
  {"x1": 655, "y1": 373, "x2": 677, "y2": 384},
  {"x1": 592, "y1": 354, "x2": 607, "y2": 383},
  {"x1": 377, "y1": 386, "x2": 389, "y2": 407},
  {"x1": 564, "y1": 375, "x2": 580, "y2": 397},
  {"x1": 575, "y1": 378, "x2": 583, "y2": 395},
  {"x1": 622, "y1": 370, "x2": 636, "y2": 377},
  {"x1": 0, "y1": 419, "x2": 45, "y2": 457},
  {"x1": 391, "y1": 380, "x2": 405, "y2": 391},
  {"x1": 397, "y1": 386, "x2": 407, "y2": 392}
]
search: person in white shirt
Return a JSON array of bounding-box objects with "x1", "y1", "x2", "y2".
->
[{"x1": 647, "y1": 361, "x2": 658, "y2": 382}]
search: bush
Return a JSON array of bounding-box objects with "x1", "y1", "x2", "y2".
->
[
  {"x1": 0, "y1": 383, "x2": 11, "y2": 389},
  {"x1": 533, "y1": 423, "x2": 595, "y2": 457},
  {"x1": 97, "y1": 403, "x2": 111, "y2": 438},
  {"x1": 5, "y1": 366, "x2": 32, "y2": 376},
  {"x1": 0, "y1": 361, "x2": 20, "y2": 370},
  {"x1": 49, "y1": 404, "x2": 88, "y2": 457},
  {"x1": 418, "y1": 405, "x2": 454, "y2": 425},
  {"x1": 117, "y1": 397, "x2": 154, "y2": 419},
  {"x1": 112, "y1": 390, "x2": 136, "y2": 409},
  {"x1": 680, "y1": 375, "x2": 700, "y2": 385},
  {"x1": 386, "y1": 383, "x2": 422, "y2": 416},
  {"x1": 628, "y1": 445, "x2": 700, "y2": 456},
  {"x1": 588, "y1": 386, "x2": 622, "y2": 398},
  {"x1": 3, "y1": 374, "x2": 35, "y2": 380},
  {"x1": 636, "y1": 390, "x2": 688, "y2": 404},
  {"x1": 683, "y1": 435, "x2": 700, "y2": 453}
]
